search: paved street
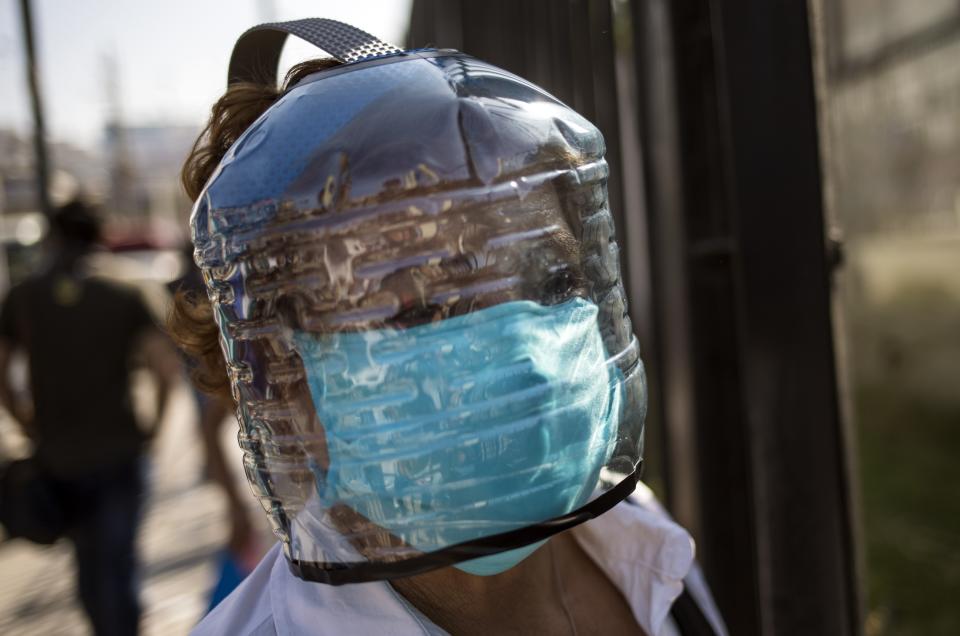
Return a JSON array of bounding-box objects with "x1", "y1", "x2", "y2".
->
[{"x1": 0, "y1": 383, "x2": 244, "y2": 635}]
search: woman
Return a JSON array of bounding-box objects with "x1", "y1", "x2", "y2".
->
[{"x1": 173, "y1": 18, "x2": 726, "y2": 635}]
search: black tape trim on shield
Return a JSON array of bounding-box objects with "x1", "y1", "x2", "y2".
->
[{"x1": 287, "y1": 462, "x2": 642, "y2": 585}]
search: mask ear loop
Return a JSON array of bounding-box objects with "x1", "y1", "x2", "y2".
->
[{"x1": 228, "y1": 17, "x2": 404, "y2": 87}]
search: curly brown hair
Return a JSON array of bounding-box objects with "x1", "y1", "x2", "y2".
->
[{"x1": 168, "y1": 58, "x2": 341, "y2": 400}]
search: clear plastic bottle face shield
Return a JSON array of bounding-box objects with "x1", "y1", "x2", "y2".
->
[{"x1": 192, "y1": 19, "x2": 647, "y2": 584}]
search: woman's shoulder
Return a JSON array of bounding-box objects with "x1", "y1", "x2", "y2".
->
[
  {"x1": 190, "y1": 541, "x2": 445, "y2": 636},
  {"x1": 191, "y1": 543, "x2": 281, "y2": 636},
  {"x1": 616, "y1": 481, "x2": 729, "y2": 636}
]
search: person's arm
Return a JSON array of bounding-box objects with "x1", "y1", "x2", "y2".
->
[
  {"x1": 0, "y1": 287, "x2": 34, "y2": 440},
  {"x1": 136, "y1": 327, "x2": 181, "y2": 442},
  {"x1": 0, "y1": 338, "x2": 34, "y2": 441},
  {"x1": 198, "y1": 394, "x2": 254, "y2": 552}
]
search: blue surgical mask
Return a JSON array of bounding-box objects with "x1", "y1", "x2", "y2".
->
[{"x1": 293, "y1": 296, "x2": 621, "y2": 576}]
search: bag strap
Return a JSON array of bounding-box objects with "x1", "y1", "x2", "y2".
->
[
  {"x1": 228, "y1": 18, "x2": 403, "y2": 86},
  {"x1": 670, "y1": 588, "x2": 722, "y2": 636}
]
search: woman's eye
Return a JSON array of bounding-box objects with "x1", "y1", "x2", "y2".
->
[
  {"x1": 541, "y1": 269, "x2": 580, "y2": 305},
  {"x1": 391, "y1": 303, "x2": 444, "y2": 328}
]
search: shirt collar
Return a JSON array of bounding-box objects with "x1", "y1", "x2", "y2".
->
[
  {"x1": 270, "y1": 482, "x2": 695, "y2": 636},
  {"x1": 571, "y1": 481, "x2": 695, "y2": 635}
]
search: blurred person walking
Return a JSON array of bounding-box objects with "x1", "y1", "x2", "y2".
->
[
  {"x1": 0, "y1": 199, "x2": 180, "y2": 636},
  {"x1": 167, "y1": 246, "x2": 267, "y2": 611}
]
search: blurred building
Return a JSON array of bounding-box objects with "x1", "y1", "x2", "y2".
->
[
  {"x1": 0, "y1": 130, "x2": 94, "y2": 291},
  {"x1": 101, "y1": 123, "x2": 196, "y2": 250},
  {"x1": 0, "y1": 119, "x2": 195, "y2": 286}
]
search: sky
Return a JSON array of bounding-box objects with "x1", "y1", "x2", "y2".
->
[{"x1": 0, "y1": 0, "x2": 412, "y2": 151}]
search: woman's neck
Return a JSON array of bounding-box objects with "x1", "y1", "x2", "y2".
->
[{"x1": 390, "y1": 537, "x2": 574, "y2": 635}]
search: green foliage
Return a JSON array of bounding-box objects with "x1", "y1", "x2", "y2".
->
[{"x1": 857, "y1": 386, "x2": 960, "y2": 636}]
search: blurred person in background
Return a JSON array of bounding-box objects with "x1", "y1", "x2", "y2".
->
[
  {"x1": 168, "y1": 244, "x2": 267, "y2": 611},
  {"x1": 0, "y1": 199, "x2": 180, "y2": 636}
]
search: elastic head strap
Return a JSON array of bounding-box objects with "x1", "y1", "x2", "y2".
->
[{"x1": 228, "y1": 18, "x2": 403, "y2": 86}]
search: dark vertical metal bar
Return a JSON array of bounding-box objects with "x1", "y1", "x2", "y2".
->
[
  {"x1": 521, "y1": 0, "x2": 551, "y2": 87},
  {"x1": 808, "y1": 1, "x2": 867, "y2": 628},
  {"x1": 458, "y1": 1, "x2": 487, "y2": 61},
  {"x1": 501, "y1": 0, "x2": 528, "y2": 77},
  {"x1": 585, "y1": 0, "x2": 625, "y2": 274},
  {"x1": 433, "y1": 0, "x2": 463, "y2": 51},
  {"x1": 546, "y1": 0, "x2": 574, "y2": 106},
  {"x1": 708, "y1": 1, "x2": 859, "y2": 631},
  {"x1": 633, "y1": 0, "x2": 860, "y2": 632},
  {"x1": 567, "y1": 0, "x2": 595, "y2": 121},
  {"x1": 630, "y1": 0, "x2": 709, "y2": 586},
  {"x1": 610, "y1": 0, "x2": 666, "y2": 495},
  {"x1": 668, "y1": 1, "x2": 761, "y2": 631},
  {"x1": 406, "y1": 0, "x2": 434, "y2": 48},
  {"x1": 17, "y1": 0, "x2": 52, "y2": 216}
]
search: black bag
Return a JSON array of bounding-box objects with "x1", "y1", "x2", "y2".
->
[{"x1": 0, "y1": 457, "x2": 68, "y2": 544}]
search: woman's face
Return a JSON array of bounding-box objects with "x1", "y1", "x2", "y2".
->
[
  {"x1": 262, "y1": 188, "x2": 590, "y2": 557},
  {"x1": 234, "y1": 177, "x2": 618, "y2": 574}
]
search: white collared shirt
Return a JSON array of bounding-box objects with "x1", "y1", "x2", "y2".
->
[{"x1": 192, "y1": 483, "x2": 725, "y2": 636}]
